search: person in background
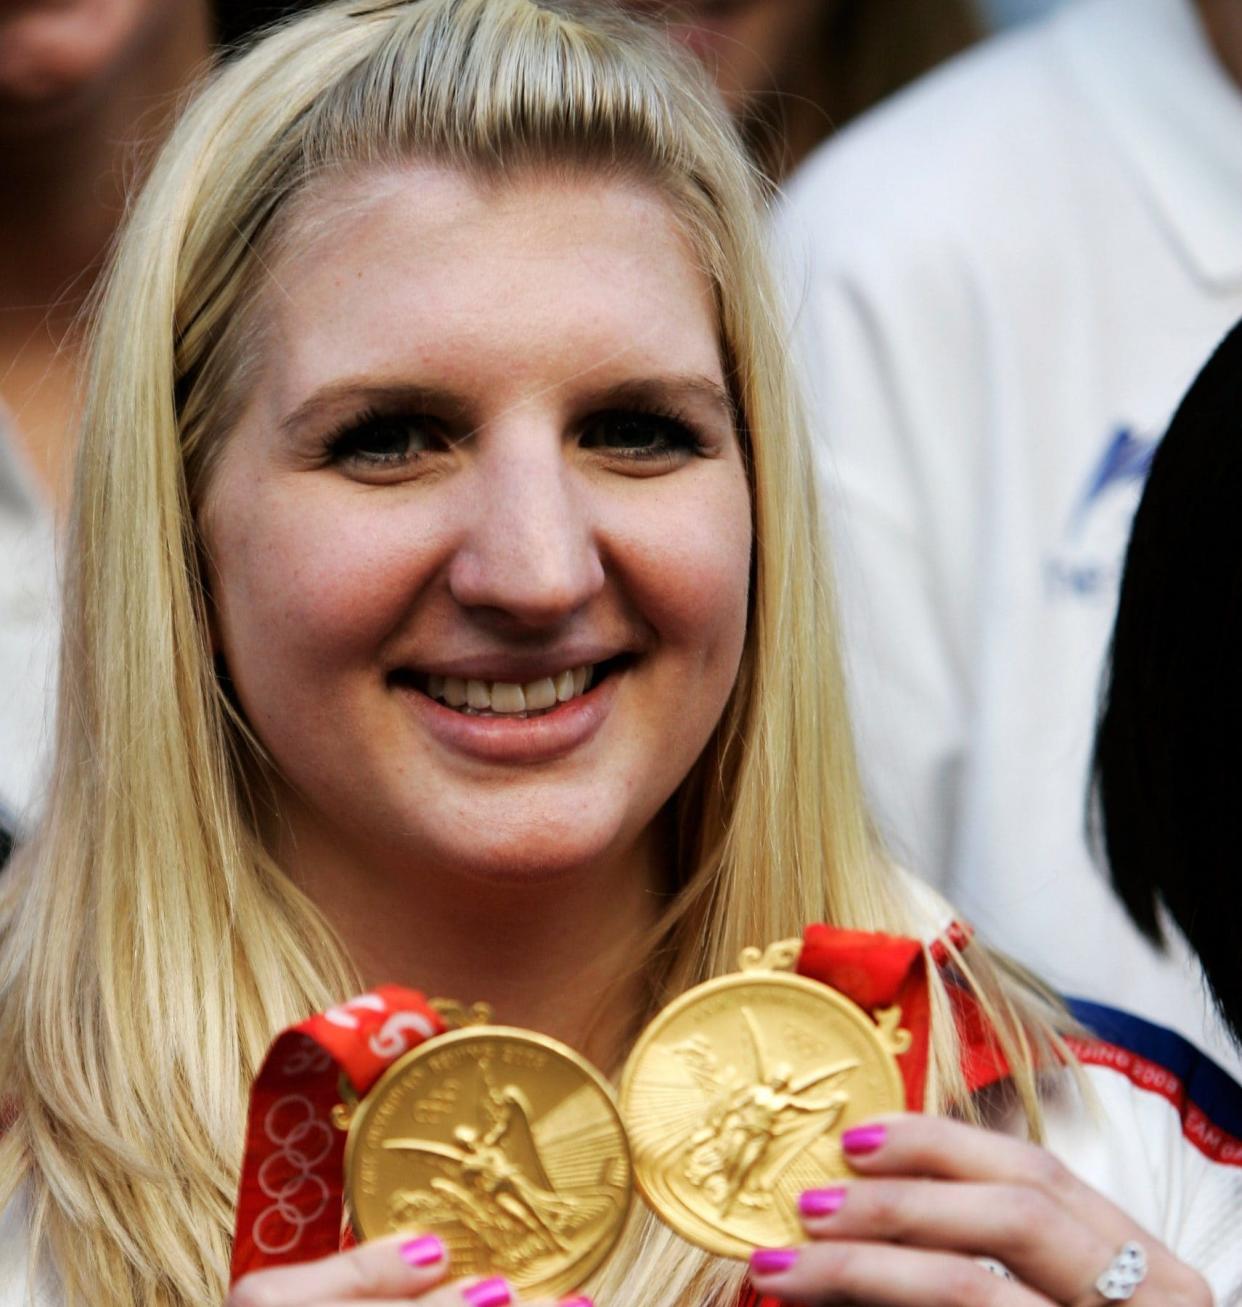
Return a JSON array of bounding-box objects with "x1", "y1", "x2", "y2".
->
[
  {"x1": 0, "y1": 0, "x2": 320, "y2": 857},
  {"x1": 777, "y1": 0, "x2": 1242, "y2": 1076},
  {"x1": 1095, "y1": 318, "x2": 1242, "y2": 1051},
  {"x1": 620, "y1": 0, "x2": 982, "y2": 181}
]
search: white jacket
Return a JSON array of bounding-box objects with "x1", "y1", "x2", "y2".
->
[{"x1": 777, "y1": 0, "x2": 1242, "y2": 1076}]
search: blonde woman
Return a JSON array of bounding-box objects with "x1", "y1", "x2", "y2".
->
[{"x1": 0, "y1": 2, "x2": 1234, "y2": 1306}]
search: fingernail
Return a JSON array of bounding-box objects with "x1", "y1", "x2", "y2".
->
[
  {"x1": 399, "y1": 1234, "x2": 446, "y2": 1267},
  {"x1": 559, "y1": 1298, "x2": 595, "y2": 1307},
  {"x1": 841, "y1": 1123, "x2": 886, "y2": 1155},
  {"x1": 463, "y1": 1278, "x2": 512, "y2": 1307},
  {"x1": 799, "y1": 1186, "x2": 847, "y2": 1217},
  {"x1": 749, "y1": 1248, "x2": 799, "y2": 1275}
]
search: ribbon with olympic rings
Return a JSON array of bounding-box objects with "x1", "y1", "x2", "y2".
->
[{"x1": 229, "y1": 985, "x2": 445, "y2": 1284}]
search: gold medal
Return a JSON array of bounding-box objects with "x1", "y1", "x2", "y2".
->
[
  {"x1": 618, "y1": 940, "x2": 911, "y2": 1258},
  {"x1": 343, "y1": 1016, "x2": 632, "y2": 1296}
]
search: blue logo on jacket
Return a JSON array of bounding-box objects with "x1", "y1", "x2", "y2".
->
[
  {"x1": 1071, "y1": 427, "x2": 1157, "y2": 537},
  {"x1": 1045, "y1": 426, "x2": 1158, "y2": 601}
]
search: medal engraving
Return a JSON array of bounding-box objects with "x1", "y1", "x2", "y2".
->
[
  {"x1": 346, "y1": 1027, "x2": 631, "y2": 1295},
  {"x1": 619, "y1": 941, "x2": 908, "y2": 1258}
]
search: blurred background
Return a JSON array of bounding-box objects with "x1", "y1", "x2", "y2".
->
[{"x1": 984, "y1": 0, "x2": 1067, "y2": 25}]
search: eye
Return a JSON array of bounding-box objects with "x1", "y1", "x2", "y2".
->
[
  {"x1": 324, "y1": 409, "x2": 447, "y2": 471},
  {"x1": 579, "y1": 408, "x2": 703, "y2": 461}
]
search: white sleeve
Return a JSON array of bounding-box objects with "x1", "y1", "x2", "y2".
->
[
  {"x1": 775, "y1": 192, "x2": 990, "y2": 888},
  {"x1": 1036, "y1": 1063, "x2": 1242, "y2": 1305},
  {"x1": 0, "y1": 1189, "x2": 57, "y2": 1307}
]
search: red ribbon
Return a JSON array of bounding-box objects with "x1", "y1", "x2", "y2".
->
[
  {"x1": 229, "y1": 986, "x2": 445, "y2": 1284},
  {"x1": 797, "y1": 924, "x2": 933, "y2": 1110}
]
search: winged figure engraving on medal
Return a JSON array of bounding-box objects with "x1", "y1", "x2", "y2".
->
[
  {"x1": 380, "y1": 1056, "x2": 625, "y2": 1278},
  {"x1": 619, "y1": 941, "x2": 910, "y2": 1256},
  {"x1": 670, "y1": 1007, "x2": 857, "y2": 1216}
]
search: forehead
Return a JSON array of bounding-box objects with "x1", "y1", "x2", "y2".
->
[{"x1": 255, "y1": 163, "x2": 725, "y2": 405}]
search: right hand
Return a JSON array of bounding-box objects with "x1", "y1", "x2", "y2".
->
[{"x1": 226, "y1": 1235, "x2": 563, "y2": 1307}]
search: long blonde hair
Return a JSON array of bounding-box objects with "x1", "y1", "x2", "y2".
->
[{"x1": 0, "y1": 3, "x2": 1068, "y2": 1304}]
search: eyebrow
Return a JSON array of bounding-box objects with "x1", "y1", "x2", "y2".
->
[
  {"x1": 278, "y1": 382, "x2": 469, "y2": 436},
  {"x1": 588, "y1": 376, "x2": 737, "y2": 424},
  {"x1": 277, "y1": 373, "x2": 737, "y2": 436}
]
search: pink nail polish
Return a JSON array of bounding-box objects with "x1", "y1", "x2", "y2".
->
[
  {"x1": 399, "y1": 1234, "x2": 446, "y2": 1267},
  {"x1": 841, "y1": 1123, "x2": 886, "y2": 1155},
  {"x1": 799, "y1": 1186, "x2": 847, "y2": 1217},
  {"x1": 749, "y1": 1248, "x2": 799, "y2": 1275},
  {"x1": 463, "y1": 1278, "x2": 512, "y2": 1307}
]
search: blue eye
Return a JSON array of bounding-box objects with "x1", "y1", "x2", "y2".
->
[
  {"x1": 580, "y1": 409, "x2": 701, "y2": 459},
  {"x1": 325, "y1": 411, "x2": 443, "y2": 467}
]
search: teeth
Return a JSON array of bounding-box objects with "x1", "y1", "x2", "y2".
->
[
  {"x1": 490, "y1": 682, "x2": 526, "y2": 713},
  {"x1": 524, "y1": 677, "x2": 558, "y2": 711},
  {"x1": 424, "y1": 664, "x2": 601, "y2": 715},
  {"x1": 466, "y1": 679, "x2": 490, "y2": 710}
]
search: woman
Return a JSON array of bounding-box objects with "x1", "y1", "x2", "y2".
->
[{"x1": 0, "y1": 2, "x2": 1230, "y2": 1305}]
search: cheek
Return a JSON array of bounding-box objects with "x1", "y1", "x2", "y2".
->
[
  {"x1": 621, "y1": 467, "x2": 752, "y2": 670},
  {"x1": 205, "y1": 485, "x2": 432, "y2": 705}
]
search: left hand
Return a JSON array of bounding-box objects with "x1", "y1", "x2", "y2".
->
[{"x1": 746, "y1": 1113, "x2": 1212, "y2": 1306}]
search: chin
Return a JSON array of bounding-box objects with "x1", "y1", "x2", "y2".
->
[
  {"x1": 448, "y1": 837, "x2": 621, "y2": 889},
  {"x1": 395, "y1": 808, "x2": 644, "y2": 890}
]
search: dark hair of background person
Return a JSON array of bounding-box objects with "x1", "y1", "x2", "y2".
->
[
  {"x1": 213, "y1": 0, "x2": 325, "y2": 47},
  {"x1": 744, "y1": 0, "x2": 983, "y2": 179},
  {"x1": 1093, "y1": 317, "x2": 1242, "y2": 1049}
]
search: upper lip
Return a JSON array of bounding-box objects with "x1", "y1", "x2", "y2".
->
[{"x1": 389, "y1": 647, "x2": 630, "y2": 684}]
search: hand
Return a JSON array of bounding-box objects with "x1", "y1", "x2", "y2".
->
[
  {"x1": 227, "y1": 1235, "x2": 575, "y2": 1307},
  {"x1": 746, "y1": 1114, "x2": 1212, "y2": 1306}
]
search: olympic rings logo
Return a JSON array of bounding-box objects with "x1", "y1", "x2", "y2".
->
[{"x1": 251, "y1": 1094, "x2": 335, "y2": 1256}]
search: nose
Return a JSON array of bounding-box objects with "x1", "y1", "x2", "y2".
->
[{"x1": 447, "y1": 425, "x2": 605, "y2": 628}]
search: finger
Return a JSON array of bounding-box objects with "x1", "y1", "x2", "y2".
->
[
  {"x1": 309, "y1": 1286, "x2": 542, "y2": 1307},
  {"x1": 424, "y1": 1278, "x2": 581, "y2": 1307},
  {"x1": 797, "y1": 1178, "x2": 1116, "y2": 1304},
  {"x1": 839, "y1": 1116, "x2": 1136, "y2": 1233},
  {"x1": 833, "y1": 1118, "x2": 1206, "y2": 1307},
  {"x1": 749, "y1": 1241, "x2": 1051, "y2": 1306},
  {"x1": 227, "y1": 1233, "x2": 451, "y2": 1305},
  {"x1": 413, "y1": 1277, "x2": 576, "y2": 1307}
]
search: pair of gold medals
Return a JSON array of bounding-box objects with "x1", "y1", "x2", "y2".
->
[{"x1": 340, "y1": 941, "x2": 910, "y2": 1297}]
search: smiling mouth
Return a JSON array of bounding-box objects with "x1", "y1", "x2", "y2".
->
[{"x1": 392, "y1": 657, "x2": 629, "y2": 719}]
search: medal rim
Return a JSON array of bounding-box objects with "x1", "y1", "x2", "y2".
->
[
  {"x1": 618, "y1": 969, "x2": 905, "y2": 1258},
  {"x1": 344, "y1": 1024, "x2": 633, "y2": 1290}
]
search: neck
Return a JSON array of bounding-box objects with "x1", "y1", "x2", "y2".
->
[
  {"x1": 1197, "y1": 0, "x2": 1242, "y2": 91},
  {"x1": 284, "y1": 825, "x2": 668, "y2": 1074}
]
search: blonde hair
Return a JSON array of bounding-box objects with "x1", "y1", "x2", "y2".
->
[{"x1": 0, "y1": 3, "x2": 1069, "y2": 1304}]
